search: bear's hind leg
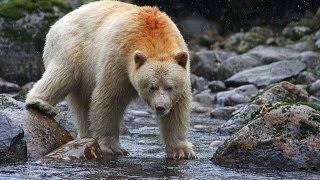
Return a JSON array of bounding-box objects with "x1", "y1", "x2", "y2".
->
[{"x1": 26, "y1": 64, "x2": 77, "y2": 116}]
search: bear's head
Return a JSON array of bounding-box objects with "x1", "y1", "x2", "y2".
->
[{"x1": 131, "y1": 51, "x2": 190, "y2": 117}]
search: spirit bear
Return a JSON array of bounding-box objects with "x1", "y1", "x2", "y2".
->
[{"x1": 26, "y1": 0, "x2": 195, "y2": 159}]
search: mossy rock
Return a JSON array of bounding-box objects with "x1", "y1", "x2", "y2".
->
[{"x1": 0, "y1": 0, "x2": 72, "y2": 85}]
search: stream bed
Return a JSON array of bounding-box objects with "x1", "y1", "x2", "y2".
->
[{"x1": 0, "y1": 100, "x2": 320, "y2": 179}]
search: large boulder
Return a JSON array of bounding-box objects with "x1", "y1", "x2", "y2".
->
[
  {"x1": 0, "y1": 78, "x2": 21, "y2": 93},
  {"x1": 0, "y1": 112, "x2": 27, "y2": 164},
  {"x1": 0, "y1": 0, "x2": 72, "y2": 85},
  {"x1": 0, "y1": 94, "x2": 73, "y2": 159},
  {"x1": 224, "y1": 27, "x2": 274, "y2": 53},
  {"x1": 190, "y1": 50, "x2": 236, "y2": 80},
  {"x1": 247, "y1": 46, "x2": 300, "y2": 64},
  {"x1": 218, "y1": 81, "x2": 309, "y2": 135},
  {"x1": 217, "y1": 54, "x2": 263, "y2": 79},
  {"x1": 225, "y1": 60, "x2": 306, "y2": 87},
  {"x1": 212, "y1": 104, "x2": 320, "y2": 170}
]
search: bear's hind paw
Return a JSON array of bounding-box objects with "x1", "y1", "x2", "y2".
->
[
  {"x1": 100, "y1": 143, "x2": 129, "y2": 156},
  {"x1": 166, "y1": 144, "x2": 196, "y2": 160}
]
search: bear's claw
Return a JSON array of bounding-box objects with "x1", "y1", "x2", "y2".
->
[
  {"x1": 25, "y1": 98, "x2": 57, "y2": 117},
  {"x1": 166, "y1": 146, "x2": 196, "y2": 160},
  {"x1": 100, "y1": 143, "x2": 129, "y2": 156}
]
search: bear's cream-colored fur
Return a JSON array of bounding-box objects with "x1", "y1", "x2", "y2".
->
[{"x1": 26, "y1": 0, "x2": 195, "y2": 159}]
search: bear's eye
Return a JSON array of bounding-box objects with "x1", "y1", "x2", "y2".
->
[{"x1": 149, "y1": 86, "x2": 157, "y2": 92}]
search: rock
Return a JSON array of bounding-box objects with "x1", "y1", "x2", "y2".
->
[
  {"x1": 216, "y1": 85, "x2": 258, "y2": 106},
  {"x1": 0, "y1": 0, "x2": 72, "y2": 85},
  {"x1": 293, "y1": 51, "x2": 320, "y2": 75},
  {"x1": 190, "y1": 74, "x2": 208, "y2": 92},
  {"x1": 0, "y1": 112, "x2": 27, "y2": 164},
  {"x1": 316, "y1": 39, "x2": 320, "y2": 51},
  {"x1": 282, "y1": 26, "x2": 311, "y2": 40},
  {"x1": 0, "y1": 78, "x2": 21, "y2": 93},
  {"x1": 212, "y1": 104, "x2": 320, "y2": 170},
  {"x1": 191, "y1": 101, "x2": 212, "y2": 114},
  {"x1": 252, "y1": 81, "x2": 308, "y2": 105},
  {"x1": 218, "y1": 82, "x2": 309, "y2": 135},
  {"x1": 309, "y1": 96, "x2": 320, "y2": 104},
  {"x1": 0, "y1": 94, "x2": 73, "y2": 159},
  {"x1": 210, "y1": 106, "x2": 238, "y2": 120},
  {"x1": 193, "y1": 90, "x2": 215, "y2": 107},
  {"x1": 295, "y1": 71, "x2": 316, "y2": 85},
  {"x1": 190, "y1": 50, "x2": 236, "y2": 80},
  {"x1": 21, "y1": 82, "x2": 35, "y2": 91},
  {"x1": 224, "y1": 27, "x2": 273, "y2": 53},
  {"x1": 217, "y1": 104, "x2": 261, "y2": 135},
  {"x1": 218, "y1": 54, "x2": 263, "y2": 79},
  {"x1": 226, "y1": 60, "x2": 306, "y2": 87},
  {"x1": 208, "y1": 81, "x2": 226, "y2": 93},
  {"x1": 45, "y1": 138, "x2": 104, "y2": 161},
  {"x1": 309, "y1": 80, "x2": 320, "y2": 96},
  {"x1": 286, "y1": 41, "x2": 315, "y2": 52},
  {"x1": 193, "y1": 124, "x2": 213, "y2": 132},
  {"x1": 247, "y1": 46, "x2": 300, "y2": 64},
  {"x1": 209, "y1": 140, "x2": 224, "y2": 148}
]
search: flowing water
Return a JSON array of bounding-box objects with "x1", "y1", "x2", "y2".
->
[{"x1": 1, "y1": 100, "x2": 320, "y2": 179}]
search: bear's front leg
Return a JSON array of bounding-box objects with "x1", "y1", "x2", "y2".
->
[
  {"x1": 89, "y1": 85, "x2": 132, "y2": 156},
  {"x1": 159, "y1": 100, "x2": 196, "y2": 159}
]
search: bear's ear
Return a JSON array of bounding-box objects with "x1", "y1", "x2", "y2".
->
[
  {"x1": 134, "y1": 51, "x2": 147, "y2": 69},
  {"x1": 175, "y1": 51, "x2": 189, "y2": 69}
]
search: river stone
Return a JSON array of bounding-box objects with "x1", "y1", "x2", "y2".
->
[
  {"x1": 225, "y1": 60, "x2": 306, "y2": 87},
  {"x1": 190, "y1": 74, "x2": 208, "y2": 92},
  {"x1": 194, "y1": 90, "x2": 215, "y2": 107},
  {"x1": 216, "y1": 85, "x2": 258, "y2": 106},
  {"x1": 210, "y1": 106, "x2": 238, "y2": 120},
  {"x1": 190, "y1": 50, "x2": 236, "y2": 80},
  {"x1": 309, "y1": 80, "x2": 320, "y2": 97},
  {"x1": 0, "y1": 112, "x2": 27, "y2": 164},
  {"x1": 282, "y1": 26, "x2": 312, "y2": 40},
  {"x1": 0, "y1": 94, "x2": 73, "y2": 159},
  {"x1": 45, "y1": 138, "x2": 104, "y2": 161},
  {"x1": 218, "y1": 54, "x2": 263, "y2": 79},
  {"x1": 0, "y1": 78, "x2": 21, "y2": 93},
  {"x1": 212, "y1": 104, "x2": 320, "y2": 170},
  {"x1": 247, "y1": 45, "x2": 300, "y2": 64},
  {"x1": 208, "y1": 81, "x2": 226, "y2": 93}
]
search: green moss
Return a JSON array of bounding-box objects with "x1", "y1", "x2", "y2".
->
[
  {"x1": 13, "y1": 89, "x2": 28, "y2": 102},
  {"x1": 299, "y1": 121, "x2": 319, "y2": 139},
  {"x1": 0, "y1": 0, "x2": 71, "y2": 21},
  {"x1": 272, "y1": 123, "x2": 285, "y2": 137}
]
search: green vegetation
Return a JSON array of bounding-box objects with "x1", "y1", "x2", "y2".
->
[
  {"x1": 0, "y1": 0, "x2": 72, "y2": 44},
  {"x1": 299, "y1": 121, "x2": 319, "y2": 139}
]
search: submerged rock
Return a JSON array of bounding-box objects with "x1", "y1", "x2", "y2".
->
[
  {"x1": 225, "y1": 60, "x2": 306, "y2": 87},
  {"x1": 0, "y1": 112, "x2": 27, "y2": 164},
  {"x1": 212, "y1": 104, "x2": 320, "y2": 170},
  {"x1": 45, "y1": 138, "x2": 104, "y2": 161}
]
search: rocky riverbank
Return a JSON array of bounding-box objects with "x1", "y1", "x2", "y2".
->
[{"x1": 0, "y1": 0, "x2": 319, "y2": 178}]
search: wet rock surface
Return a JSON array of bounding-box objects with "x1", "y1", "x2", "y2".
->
[
  {"x1": 0, "y1": 112, "x2": 27, "y2": 164},
  {"x1": 0, "y1": 94, "x2": 73, "y2": 158},
  {"x1": 212, "y1": 104, "x2": 320, "y2": 170},
  {"x1": 216, "y1": 85, "x2": 258, "y2": 106},
  {"x1": 45, "y1": 138, "x2": 104, "y2": 161},
  {"x1": 226, "y1": 60, "x2": 306, "y2": 87}
]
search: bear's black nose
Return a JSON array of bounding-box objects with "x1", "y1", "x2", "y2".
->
[{"x1": 156, "y1": 106, "x2": 165, "y2": 113}]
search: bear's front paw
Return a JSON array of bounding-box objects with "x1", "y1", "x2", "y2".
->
[
  {"x1": 100, "y1": 143, "x2": 129, "y2": 156},
  {"x1": 26, "y1": 98, "x2": 57, "y2": 117},
  {"x1": 166, "y1": 142, "x2": 196, "y2": 160}
]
